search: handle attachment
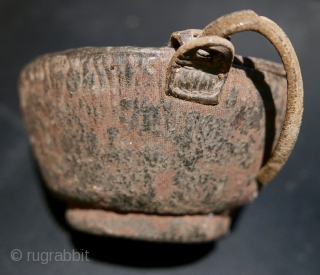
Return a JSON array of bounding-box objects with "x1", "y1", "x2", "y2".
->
[{"x1": 166, "y1": 35, "x2": 234, "y2": 105}]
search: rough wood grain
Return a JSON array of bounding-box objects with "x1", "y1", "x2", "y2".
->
[{"x1": 19, "y1": 47, "x2": 286, "y2": 216}]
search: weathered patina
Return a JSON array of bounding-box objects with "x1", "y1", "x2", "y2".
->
[{"x1": 19, "y1": 10, "x2": 303, "y2": 242}]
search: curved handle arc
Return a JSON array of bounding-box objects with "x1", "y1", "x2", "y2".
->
[{"x1": 199, "y1": 10, "x2": 303, "y2": 185}]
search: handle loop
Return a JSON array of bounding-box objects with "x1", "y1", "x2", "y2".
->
[
  {"x1": 165, "y1": 35, "x2": 234, "y2": 105},
  {"x1": 198, "y1": 10, "x2": 303, "y2": 185}
]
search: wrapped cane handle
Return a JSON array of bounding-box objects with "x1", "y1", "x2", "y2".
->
[{"x1": 198, "y1": 10, "x2": 303, "y2": 185}]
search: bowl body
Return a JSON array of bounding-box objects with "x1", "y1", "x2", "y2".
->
[{"x1": 19, "y1": 46, "x2": 286, "y2": 241}]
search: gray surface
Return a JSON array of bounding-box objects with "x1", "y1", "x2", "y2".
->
[{"x1": 1, "y1": 0, "x2": 320, "y2": 274}]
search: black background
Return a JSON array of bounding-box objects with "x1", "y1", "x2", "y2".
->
[{"x1": 1, "y1": 0, "x2": 319, "y2": 274}]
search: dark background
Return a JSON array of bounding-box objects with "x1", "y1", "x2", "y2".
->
[{"x1": 1, "y1": 0, "x2": 319, "y2": 274}]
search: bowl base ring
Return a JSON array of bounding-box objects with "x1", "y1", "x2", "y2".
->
[{"x1": 66, "y1": 207, "x2": 231, "y2": 243}]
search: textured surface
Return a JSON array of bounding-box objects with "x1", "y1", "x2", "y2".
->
[
  {"x1": 19, "y1": 47, "x2": 286, "y2": 217},
  {"x1": 166, "y1": 35, "x2": 234, "y2": 105},
  {"x1": 1, "y1": 0, "x2": 320, "y2": 274}
]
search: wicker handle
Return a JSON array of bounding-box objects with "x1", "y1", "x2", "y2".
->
[{"x1": 198, "y1": 10, "x2": 303, "y2": 185}]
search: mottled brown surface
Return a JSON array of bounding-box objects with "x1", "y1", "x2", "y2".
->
[
  {"x1": 19, "y1": 46, "x2": 286, "y2": 217},
  {"x1": 66, "y1": 206, "x2": 231, "y2": 243}
]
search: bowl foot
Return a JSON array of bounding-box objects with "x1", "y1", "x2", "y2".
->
[{"x1": 66, "y1": 206, "x2": 231, "y2": 243}]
